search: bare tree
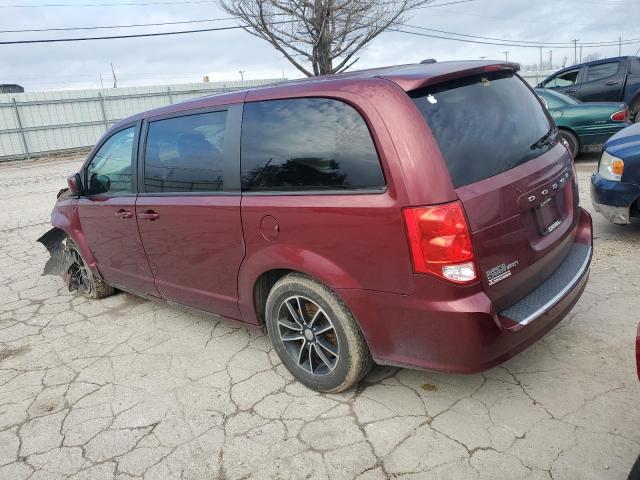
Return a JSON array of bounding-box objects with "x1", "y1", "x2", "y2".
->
[{"x1": 221, "y1": 0, "x2": 433, "y2": 76}]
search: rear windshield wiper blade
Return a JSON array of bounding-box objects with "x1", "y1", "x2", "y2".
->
[{"x1": 530, "y1": 128, "x2": 557, "y2": 150}]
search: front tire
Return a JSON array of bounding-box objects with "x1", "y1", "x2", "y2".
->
[
  {"x1": 265, "y1": 273, "x2": 373, "y2": 392},
  {"x1": 67, "y1": 240, "x2": 114, "y2": 299}
]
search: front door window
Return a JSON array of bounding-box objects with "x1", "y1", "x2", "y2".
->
[
  {"x1": 86, "y1": 127, "x2": 135, "y2": 195},
  {"x1": 545, "y1": 70, "x2": 580, "y2": 89}
]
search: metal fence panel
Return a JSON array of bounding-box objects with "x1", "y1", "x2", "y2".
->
[{"x1": 0, "y1": 78, "x2": 282, "y2": 161}]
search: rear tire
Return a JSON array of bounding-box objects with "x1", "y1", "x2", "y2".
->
[
  {"x1": 67, "y1": 240, "x2": 115, "y2": 299},
  {"x1": 265, "y1": 273, "x2": 373, "y2": 392},
  {"x1": 559, "y1": 129, "x2": 579, "y2": 159}
]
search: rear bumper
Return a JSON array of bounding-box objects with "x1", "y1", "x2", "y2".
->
[
  {"x1": 339, "y1": 208, "x2": 593, "y2": 373},
  {"x1": 591, "y1": 173, "x2": 640, "y2": 224}
]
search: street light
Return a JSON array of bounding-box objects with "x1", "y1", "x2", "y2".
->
[{"x1": 238, "y1": 70, "x2": 246, "y2": 81}]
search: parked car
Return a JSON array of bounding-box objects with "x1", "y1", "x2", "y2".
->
[
  {"x1": 537, "y1": 56, "x2": 640, "y2": 122},
  {"x1": 39, "y1": 61, "x2": 593, "y2": 392},
  {"x1": 591, "y1": 122, "x2": 640, "y2": 224},
  {"x1": 535, "y1": 88, "x2": 630, "y2": 158}
]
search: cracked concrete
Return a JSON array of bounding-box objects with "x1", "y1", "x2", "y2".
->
[{"x1": 0, "y1": 155, "x2": 638, "y2": 479}]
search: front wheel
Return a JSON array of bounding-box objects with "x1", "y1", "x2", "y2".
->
[
  {"x1": 265, "y1": 274, "x2": 373, "y2": 392},
  {"x1": 67, "y1": 240, "x2": 115, "y2": 299}
]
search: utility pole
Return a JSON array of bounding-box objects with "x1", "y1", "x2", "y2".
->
[
  {"x1": 619, "y1": 36, "x2": 622, "y2": 56},
  {"x1": 539, "y1": 46, "x2": 543, "y2": 72},
  {"x1": 579, "y1": 44, "x2": 583, "y2": 63},
  {"x1": 503, "y1": 51, "x2": 509, "y2": 61},
  {"x1": 110, "y1": 62, "x2": 117, "y2": 89},
  {"x1": 571, "y1": 39, "x2": 579, "y2": 65},
  {"x1": 548, "y1": 50, "x2": 553, "y2": 70},
  {"x1": 99, "y1": 74, "x2": 104, "y2": 90},
  {"x1": 238, "y1": 70, "x2": 245, "y2": 81}
]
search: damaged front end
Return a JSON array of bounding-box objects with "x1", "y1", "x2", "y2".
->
[{"x1": 37, "y1": 228, "x2": 79, "y2": 291}]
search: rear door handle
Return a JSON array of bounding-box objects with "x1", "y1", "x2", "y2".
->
[
  {"x1": 138, "y1": 210, "x2": 160, "y2": 221},
  {"x1": 565, "y1": 89, "x2": 577, "y2": 93},
  {"x1": 605, "y1": 80, "x2": 619, "y2": 86},
  {"x1": 115, "y1": 209, "x2": 133, "y2": 219}
]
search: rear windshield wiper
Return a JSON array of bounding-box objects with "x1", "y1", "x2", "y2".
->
[{"x1": 530, "y1": 127, "x2": 557, "y2": 150}]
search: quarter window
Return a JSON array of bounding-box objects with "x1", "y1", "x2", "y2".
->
[
  {"x1": 241, "y1": 98, "x2": 385, "y2": 191},
  {"x1": 86, "y1": 127, "x2": 135, "y2": 195},
  {"x1": 144, "y1": 111, "x2": 227, "y2": 193},
  {"x1": 586, "y1": 62, "x2": 620, "y2": 82}
]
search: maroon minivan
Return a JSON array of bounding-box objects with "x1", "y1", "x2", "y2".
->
[{"x1": 41, "y1": 61, "x2": 593, "y2": 392}]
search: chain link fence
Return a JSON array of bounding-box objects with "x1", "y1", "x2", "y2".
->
[{"x1": 0, "y1": 79, "x2": 282, "y2": 162}]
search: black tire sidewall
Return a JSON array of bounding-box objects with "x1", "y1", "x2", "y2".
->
[
  {"x1": 265, "y1": 279, "x2": 355, "y2": 392},
  {"x1": 560, "y1": 130, "x2": 579, "y2": 158}
]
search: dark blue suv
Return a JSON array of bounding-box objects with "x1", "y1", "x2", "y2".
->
[{"x1": 591, "y1": 122, "x2": 640, "y2": 224}]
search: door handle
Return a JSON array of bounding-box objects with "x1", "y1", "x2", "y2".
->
[
  {"x1": 605, "y1": 80, "x2": 619, "y2": 86},
  {"x1": 138, "y1": 210, "x2": 160, "y2": 221},
  {"x1": 115, "y1": 209, "x2": 133, "y2": 219},
  {"x1": 565, "y1": 89, "x2": 577, "y2": 93}
]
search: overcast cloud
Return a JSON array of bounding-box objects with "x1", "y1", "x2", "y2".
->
[{"x1": 0, "y1": 0, "x2": 637, "y2": 91}]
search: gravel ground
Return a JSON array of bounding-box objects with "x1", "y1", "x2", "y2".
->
[{"x1": 0, "y1": 154, "x2": 638, "y2": 480}]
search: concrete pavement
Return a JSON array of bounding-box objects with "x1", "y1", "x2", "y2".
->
[{"x1": 0, "y1": 155, "x2": 638, "y2": 479}]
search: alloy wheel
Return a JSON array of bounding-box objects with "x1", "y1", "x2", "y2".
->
[{"x1": 277, "y1": 295, "x2": 340, "y2": 376}]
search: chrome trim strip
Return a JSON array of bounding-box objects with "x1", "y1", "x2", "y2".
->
[{"x1": 517, "y1": 245, "x2": 592, "y2": 326}]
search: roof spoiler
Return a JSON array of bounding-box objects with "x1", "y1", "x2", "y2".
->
[{"x1": 380, "y1": 61, "x2": 520, "y2": 92}]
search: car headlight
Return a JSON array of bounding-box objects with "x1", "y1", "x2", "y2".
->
[{"x1": 599, "y1": 150, "x2": 624, "y2": 181}]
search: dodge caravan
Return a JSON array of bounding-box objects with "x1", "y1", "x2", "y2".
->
[{"x1": 40, "y1": 61, "x2": 593, "y2": 392}]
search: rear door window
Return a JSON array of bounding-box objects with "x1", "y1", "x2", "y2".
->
[
  {"x1": 144, "y1": 111, "x2": 227, "y2": 192},
  {"x1": 411, "y1": 73, "x2": 554, "y2": 188},
  {"x1": 241, "y1": 98, "x2": 385, "y2": 191},
  {"x1": 585, "y1": 62, "x2": 621, "y2": 82}
]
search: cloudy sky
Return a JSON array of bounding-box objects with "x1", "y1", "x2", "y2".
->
[{"x1": 0, "y1": 0, "x2": 637, "y2": 91}]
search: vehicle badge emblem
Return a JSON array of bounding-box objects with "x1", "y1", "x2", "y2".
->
[
  {"x1": 541, "y1": 189, "x2": 549, "y2": 196},
  {"x1": 486, "y1": 260, "x2": 520, "y2": 286},
  {"x1": 528, "y1": 195, "x2": 536, "y2": 202}
]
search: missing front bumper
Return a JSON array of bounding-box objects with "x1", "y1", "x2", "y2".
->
[{"x1": 37, "y1": 228, "x2": 77, "y2": 291}]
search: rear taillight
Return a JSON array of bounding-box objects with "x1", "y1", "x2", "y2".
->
[
  {"x1": 402, "y1": 201, "x2": 477, "y2": 284},
  {"x1": 611, "y1": 107, "x2": 629, "y2": 122}
]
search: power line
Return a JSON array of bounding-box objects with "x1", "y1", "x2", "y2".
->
[
  {"x1": 390, "y1": 27, "x2": 640, "y2": 49},
  {"x1": 0, "y1": 0, "x2": 474, "y2": 7},
  {"x1": 3, "y1": 12, "x2": 636, "y2": 48},
  {"x1": 0, "y1": 0, "x2": 219, "y2": 7},
  {"x1": 0, "y1": 17, "x2": 237, "y2": 33},
  {"x1": 0, "y1": 24, "x2": 247, "y2": 44},
  {"x1": 400, "y1": 23, "x2": 638, "y2": 47}
]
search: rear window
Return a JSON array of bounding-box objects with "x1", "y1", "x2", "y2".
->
[{"x1": 411, "y1": 73, "x2": 554, "y2": 188}]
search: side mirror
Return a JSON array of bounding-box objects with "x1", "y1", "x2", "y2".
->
[{"x1": 67, "y1": 173, "x2": 83, "y2": 196}]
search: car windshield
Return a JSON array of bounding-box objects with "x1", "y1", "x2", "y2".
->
[{"x1": 411, "y1": 72, "x2": 554, "y2": 188}]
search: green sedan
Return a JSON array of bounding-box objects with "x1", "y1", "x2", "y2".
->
[{"x1": 535, "y1": 88, "x2": 631, "y2": 158}]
